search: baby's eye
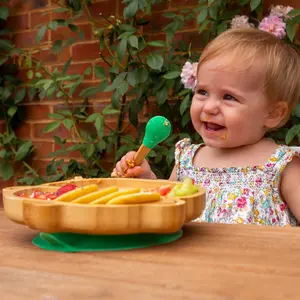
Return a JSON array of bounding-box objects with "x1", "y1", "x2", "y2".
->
[
  {"x1": 223, "y1": 94, "x2": 236, "y2": 101},
  {"x1": 197, "y1": 89, "x2": 208, "y2": 96}
]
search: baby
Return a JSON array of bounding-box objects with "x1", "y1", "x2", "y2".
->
[{"x1": 113, "y1": 28, "x2": 300, "y2": 226}]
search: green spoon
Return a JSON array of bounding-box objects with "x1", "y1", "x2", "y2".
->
[{"x1": 134, "y1": 116, "x2": 172, "y2": 165}]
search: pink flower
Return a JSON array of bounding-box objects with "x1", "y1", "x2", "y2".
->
[
  {"x1": 270, "y1": 5, "x2": 294, "y2": 20},
  {"x1": 180, "y1": 61, "x2": 198, "y2": 90},
  {"x1": 280, "y1": 203, "x2": 287, "y2": 211},
  {"x1": 231, "y1": 15, "x2": 254, "y2": 29},
  {"x1": 258, "y1": 16, "x2": 286, "y2": 39},
  {"x1": 237, "y1": 196, "x2": 247, "y2": 209}
]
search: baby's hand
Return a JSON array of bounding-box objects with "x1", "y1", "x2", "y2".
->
[{"x1": 111, "y1": 151, "x2": 156, "y2": 179}]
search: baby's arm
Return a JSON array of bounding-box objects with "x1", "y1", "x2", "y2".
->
[
  {"x1": 280, "y1": 156, "x2": 300, "y2": 221},
  {"x1": 169, "y1": 165, "x2": 177, "y2": 181}
]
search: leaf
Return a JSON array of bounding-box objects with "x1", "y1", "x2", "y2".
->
[
  {"x1": 163, "y1": 12, "x2": 177, "y2": 18},
  {"x1": 0, "y1": 149, "x2": 6, "y2": 158},
  {"x1": 15, "y1": 88, "x2": 26, "y2": 104},
  {"x1": 79, "y1": 86, "x2": 101, "y2": 97},
  {"x1": 209, "y1": 6, "x2": 218, "y2": 20},
  {"x1": 48, "y1": 113, "x2": 64, "y2": 120},
  {"x1": 43, "y1": 121, "x2": 60, "y2": 133},
  {"x1": 286, "y1": 20, "x2": 295, "y2": 42},
  {"x1": 52, "y1": 40, "x2": 63, "y2": 54},
  {"x1": 197, "y1": 7, "x2": 208, "y2": 24},
  {"x1": 0, "y1": 6, "x2": 9, "y2": 20},
  {"x1": 68, "y1": 24, "x2": 78, "y2": 32},
  {"x1": 199, "y1": 19, "x2": 210, "y2": 34},
  {"x1": 27, "y1": 70, "x2": 34, "y2": 79},
  {"x1": 128, "y1": 35, "x2": 139, "y2": 49},
  {"x1": 95, "y1": 115, "x2": 104, "y2": 137},
  {"x1": 86, "y1": 144, "x2": 96, "y2": 158},
  {"x1": 250, "y1": 0, "x2": 261, "y2": 11},
  {"x1": 48, "y1": 21, "x2": 58, "y2": 31},
  {"x1": 180, "y1": 94, "x2": 191, "y2": 115},
  {"x1": 7, "y1": 106, "x2": 17, "y2": 117},
  {"x1": 288, "y1": 9, "x2": 300, "y2": 17},
  {"x1": 124, "y1": 0, "x2": 138, "y2": 19},
  {"x1": 67, "y1": 144, "x2": 86, "y2": 151},
  {"x1": 36, "y1": 25, "x2": 47, "y2": 43},
  {"x1": 104, "y1": 73, "x2": 127, "y2": 92},
  {"x1": 84, "y1": 66, "x2": 92, "y2": 75},
  {"x1": 127, "y1": 70, "x2": 137, "y2": 87},
  {"x1": 62, "y1": 119, "x2": 73, "y2": 130},
  {"x1": 163, "y1": 71, "x2": 181, "y2": 80},
  {"x1": 147, "y1": 41, "x2": 167, "y2": 47},
  {"x1": 86, "y1": 113, "x2": 99, "y2": 123},
  {"x1": 62, "y1": 57, "x2": 72, "y2": 75},
  {"x1": 15, "y1": 141, "x2": 33, "y2": 161},
  {"x1": 0, "y1": 161, "x2": 13, "y2": 181},
  {"x1": 118, "y1": 81, "x2": 129, "y2": 96},
  {"x1": 146, "y1": 54, "x2": 164, "y2": 70},
  {"x1": 156, "y1": 85, "x2": 168, "y2": 105},
  {"x1": 111, "y1": 90, "x2": 121, "y2": 108},
  {"x1": 0, "y1": 55, "x2": 7, "y2": 66},
  {"x1": 285, "y1": 124, "x2": 300, "y2": 144},
  {"x1": 137, "y1": 68, "x2": 148, "y2": 83},
  {"x1": 102, "y1": 106, "x2": 120, "y2": 115},
  {"x1": 217, "y1": 23, "x2": 227, "y2": 35},
  {"x1": 118, "y1": 37, "x2": 128, "y2": 60},
  {"x1": 52, "y1": 7, "x2": 70, "y2": 13},
  {"x1": 181, "y1": 111, "x2": 191, "y2": 128},
  {"x1": 28, "y1": 87, "x2": 37, "y2": 101},
  {"x1": 95, "y1": 66, "x2": 106, "y2": 79}
]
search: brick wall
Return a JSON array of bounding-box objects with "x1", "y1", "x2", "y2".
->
[{"x1": 0, "y1": 0, "x2": 299, "y2": 205}]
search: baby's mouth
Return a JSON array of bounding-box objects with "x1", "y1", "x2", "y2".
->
[{"x1": 204, "y1": 122, "x2": 225, "y2": 131}]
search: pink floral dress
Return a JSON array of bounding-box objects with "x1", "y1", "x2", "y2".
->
[{"x1": 175, "y1": 138, "x2": 299, "y2": 226}]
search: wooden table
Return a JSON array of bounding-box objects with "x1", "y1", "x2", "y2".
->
[{"x1": 1, "y1": 209, "x2": 300, "y2": 300}]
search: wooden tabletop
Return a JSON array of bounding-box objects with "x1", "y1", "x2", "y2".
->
[{"x1": 1, "y1": 210, "x2": 300, "y2": 300}]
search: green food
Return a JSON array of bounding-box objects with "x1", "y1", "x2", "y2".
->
[{"x1": 168, "y1": 178, "x2": 198, "y2": 197}]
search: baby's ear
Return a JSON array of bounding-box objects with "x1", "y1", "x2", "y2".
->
[{"x1": 264, "y1": 101, "x2": 288, "y2": 129}]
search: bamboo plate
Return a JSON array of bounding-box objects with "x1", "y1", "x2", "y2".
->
[{"x1": 2, "y1": 178, "x2": 206, "y2": 235}]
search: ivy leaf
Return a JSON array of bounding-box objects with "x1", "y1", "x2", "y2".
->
[
  {"x1": 15, "y1": 88, "x2": 26, "y2": 104},
  {"x1": 285, "y1": 124, "x2": 300, "y2": 144},
  {"x1": 163, "y1": 71, "x2": 181, "y2": 79},
  {"x1": 197, "y1": 7, "x2": 208, "y2": 24},
  {"x1": 217, "y1": 23, "x2": 227, "y2": 35},
  {"x1": 62, "y1": 119, "x2": 73, "y2": 130},
  {"x1": 15, "y1": 141, "x2": 33, "y2": 161},
  {"x1": 127, "y1": 70, "x2": 137, "y2": 87},
  {"x1": 124, "y1": 0, "x2": 138, "y2": 19},
  {"x1": 147, "y1": 54, "x2": 164, "y2": 70},
  {"x1": 180, "y1": 94, "x2": 191, "y2": 115},
  {"x1": 250, "y1": 0, "x2": 261, "y2": 11},
  {"x1": 118, "y1": 81, "x2": 129, "y2": 96},
  {"x1": 95, "y1": 115, "x2": 104, "y2": 137},
  {"x1": 286, "y1": 20, "x2": 295, "y2": 42},
  {"x1": 156, "y1": 85, "x2": 168, "y2": 105},
  {"x1": 43, "y1": 121, "x2": 60, "y2": 133},
  {"x1": 86, "y1": 113, "x2": 99, "y2": 123},
  {"x1": 147, "y1": 41, "x2": 167, "y2": 47},
  {"x1": 0, "y1": 6, "x2": 9, "y2": 20},
  {"x1": 86, "y1": 144, "x2": 95, "y2": 158},
  {"x1": 84, "y1": 66, "x2": 92, "y2": 75},
  {"x1": 117, "y1": 37, "x2": 128, "y2": 60},
  {"x1": 209, "y1": 6, "x2": 218, "y2": 20},
  {"x1": 7, "y1": 106, "x2": 17, "y2": 118},
  {"x1": 102, "y1": 106, "x2": 120, "y2": 115},
  {"x1": 111, "y1": 90, "x2": 121, "y2": 108},
  {"x1": 128, "y1": 35, "x2": 139, "y2": 49},
  {"x1": 95, "y1": 66, "x2": 106, "y2": 79},
  {"x1": 36, "y1": 25, "x2": 47, "y2": 43},
  {"x1": 27, "y1": 70, "x2": 34, "y2": 79},
  {"x1": 52, "y1": 40, "x2": 63, "y2": 54},
  {"x1": 0, "y1": 161, "x2": 13, "y2": 181}
]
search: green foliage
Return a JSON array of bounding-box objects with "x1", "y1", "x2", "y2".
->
[{"x1": 1, "y1": 0, "x2": 300, "y2": 185}]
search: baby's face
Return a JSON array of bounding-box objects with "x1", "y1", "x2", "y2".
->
[{"x1": 190, "y1": 56, "x2": 270, "y2": 148}]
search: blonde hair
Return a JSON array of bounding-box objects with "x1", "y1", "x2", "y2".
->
[{"x1": 198, "y1": 28, "x2": 300, "y2": 126}]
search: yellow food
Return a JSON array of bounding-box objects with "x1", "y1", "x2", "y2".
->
[
  {"x1": 55, "y1": 184, "x2": 99, "y2": 202},
  {"x1": 107, "y1": 192, "x2": 161, "y2": 205},
  {"x1": 90, "y1": 188, "x2": 141, "y2": 204},
  {"x1": 71, "y1": 186, "x2": 118, "y2": 204}
]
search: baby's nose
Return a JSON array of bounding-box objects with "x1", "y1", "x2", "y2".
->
[{"x1": 202, "y1": 98, "x2": 220, "y2": 115}]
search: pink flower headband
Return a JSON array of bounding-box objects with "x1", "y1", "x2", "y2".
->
[{"x1": 180, "y1": 5, "x2": 295, "y2": 91}]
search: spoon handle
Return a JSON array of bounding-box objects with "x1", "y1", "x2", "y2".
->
[{"x1": 133, "y1": 144, "x2": 150, "y2": 166}]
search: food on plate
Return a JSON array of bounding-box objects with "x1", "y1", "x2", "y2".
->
[
  {"x1": 55, "y1": 184, "x2": 77, "y2": 197},
  {"x1": 90, "y1": 188, "x2": 140, "y2": 204},
  {"x1": 56, "y1": 184, "x2": 99, "y2": 202},
  {"x1": 167, "y1": 178, "x2": 199, "y2": 197},
  {"x1": 107, "y1": 192, "x2": 161, "y2": 205},
  {"x1": 71, "y1": 186, "x2": 118, "y2": 204}
]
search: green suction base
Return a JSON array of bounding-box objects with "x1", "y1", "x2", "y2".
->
[{"x1": 32, "y1": 230, "x2": 183, "y2": 253}]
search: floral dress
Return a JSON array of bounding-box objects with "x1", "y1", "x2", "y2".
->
[{"x1": 175, "y1": 138, "x2": 300, "y2": 226}]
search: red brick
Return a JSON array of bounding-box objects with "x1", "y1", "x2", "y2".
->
[
  {"x1": 51, "y1": 24, "x2": 93, "y2": 42},
  {"x1": 78, "y1": 0, "x2": 118, "y2": 23},
  {"x1": 8, "y1": 0, "x2": 50, "y2": 14},
  {"x1": 171, "y1": 0, "x2": 199, "y2": 5},
  {"x1": 33, "y1": 122, "x2": 70, "y2": 140},
  {"x1": 13, "y1": 30, "x2": 49, "y2": 48},
  {"x1": 14, "y1": 122, "x2": 32, "y2": 139},
  {"x1": 32, "y1": 47, "x2": 71, "y2": 63},
  {"x1": 152, "y1": 2, "x2": 170, "y2": 11},
  {"x1": 52, "y1": 101, "x2": 93, "y2": 116},
  {"x1": 32, "y1": 141, "x2": 54, "y2": 158},
  {"x1": 31, "y1": 159, "x2": 49, "y2": 176},
  {"x1": 31, "y1": 10, "x2": 51, "y2": 28},
  {"x1": 72, "y1": 42, "x2": 101, "y2": 61},
  {"x1": 24, "y1": 104, "x2": 51, "y2": 120},
  {"x1": 7, "y1": 14, "x2": 29, "y2": 31}
]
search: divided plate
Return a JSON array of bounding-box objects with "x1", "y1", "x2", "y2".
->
[{"x1": 3, "y1": 178, "x2": 206, "y2": 235}]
